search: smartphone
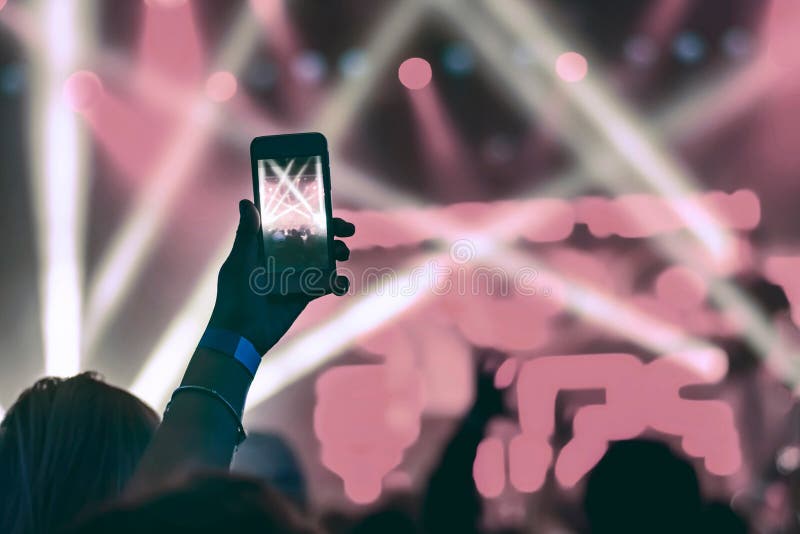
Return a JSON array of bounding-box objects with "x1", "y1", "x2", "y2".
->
[{"x1": 250, "y1": 132, "x2": 336, "y2": 295}]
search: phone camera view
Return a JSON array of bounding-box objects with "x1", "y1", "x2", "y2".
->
[{"x1": 258, "y1": 155, "x2": 329, "y2": 271}]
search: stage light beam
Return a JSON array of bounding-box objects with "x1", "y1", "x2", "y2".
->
[{"x1": 29, "y1": 0, "x2": 93, "y2": 376}]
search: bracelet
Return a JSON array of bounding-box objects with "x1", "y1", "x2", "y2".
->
[
  {"x1": 165, "y1": 385, "x2": 247, "y2": 445},
  {"x1": 198, "y1": 328, "x2": 261, "y2": 377}
]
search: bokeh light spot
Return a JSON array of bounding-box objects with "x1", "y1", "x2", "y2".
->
[
  {"x1": 398, "y1": 57, "x2": 432, "y2": 90},
  {"x1": 673, "y1": 31, "x2": 706, "y2": 64},
  {"x1": 555, "y1": 52, "x2": 588, "y2": 82},
  {"x1": 205, "y1": 71, "x2": 238, "y2": 102},
  {"x1": 339, "y1": 48, "x2": 369, "y2": 79},
  {"x1": 292, "y1": 50, "x2": 327, "y2": 84},
  {"x1": 63, "y1": 70, "x2": 104, "y2": 111},
  {"x1": 442, "y1": 42, "x2": 475, "y2": 76}
]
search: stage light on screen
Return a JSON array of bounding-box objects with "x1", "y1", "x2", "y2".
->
[
  {"x1": 555, "y1": 51, "x2": 588, "y2": 82},
  {"x1": 205, "y1": 70, "x2": 238, "y2": 102},
  {"x1": 398, "y1": 57, "x2": 432, "y2": 90},
  {"x1": 63, "y1": 70, "x2": 103, "y2": 111}
]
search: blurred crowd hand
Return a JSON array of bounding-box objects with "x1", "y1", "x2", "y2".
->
[
  {"x1": 209, "y1": 199, "x2": 355, "y2": 355},
  {"x1": 472, "y1": 351, "x2": 508, "y2": 420}
]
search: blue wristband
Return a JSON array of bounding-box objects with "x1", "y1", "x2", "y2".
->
[{"x1": 199, "y1": 328, "x2": 261, "y2": 377}]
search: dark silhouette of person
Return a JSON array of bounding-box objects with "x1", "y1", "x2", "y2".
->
[
  {"x1": 232, "y1": 431, "x2": 309, "y2": 511},
  {"x1": 0, "y1": 372, "x2": 159, "y2": 534},
  {"x1": 420, "y1": 350, "x2": 507, "y2": 534},
  {"x1": 66, "y1": 472, "x2": 323, "y2": 534},
  {"x1": 583, "y1": 439, "x2": 704, "y2": 534}
]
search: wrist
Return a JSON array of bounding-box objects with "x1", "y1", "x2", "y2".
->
[{"x1": 198, "y1": 327, "x2": 262, "y2": 376}]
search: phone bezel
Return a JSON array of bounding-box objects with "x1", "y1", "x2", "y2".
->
[{"x1": 250, "y1": 132, "x2": 336, "y2": 296}]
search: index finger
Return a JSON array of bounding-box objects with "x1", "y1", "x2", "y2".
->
[{"x1": 331, "y1": 217, "x2": 355, "y2": 237}]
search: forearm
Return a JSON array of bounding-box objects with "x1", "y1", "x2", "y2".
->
[{"x1": 127, "y1": 347, "x2": 253, "y2": 496}]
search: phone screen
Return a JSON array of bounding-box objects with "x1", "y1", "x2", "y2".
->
[{"x1": 257, "y1": 154, "x2": 329, "y2": 272}]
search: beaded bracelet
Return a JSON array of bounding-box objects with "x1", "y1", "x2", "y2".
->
[{"x1": 165, "y1": 385, "x2": 247, "y2": 446}]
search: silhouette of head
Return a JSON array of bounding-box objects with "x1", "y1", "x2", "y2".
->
[
  {"x1": 232, "y1": 432, "x2": 308, "y2": 510},
  {"x1": 584, "y1": 439, "x2": 703, "y2": 534},
  {"x1": 349, "y1": 507, "x2": 419, "y2": 534},
  {"x1": 0, "y1": 372, "x2": 159, "y2": 534},
  {"x1": 698, "y1": 501, "x2": 748, "y2": 533},
  {"x1": 67, "y1": 472, "x2": 322, "y2": 534}
]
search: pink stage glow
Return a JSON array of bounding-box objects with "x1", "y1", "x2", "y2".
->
[
  {"x1": 398, "y1": 57, "x2": 432, "y2": 90},
  {"x1": 575, "y1": 189, "x2": 760, "y2": 238},
  {"x1": 336, "y1": 190, "x2": 755, "y2": 254},
  {"x1": 206, "y1": 71, "x2": 238, "y2": 102},
  {"x1": 655, "y1": 265, "x2": 707, "y2": 310},
  {"x1": 314, "y1": 364, "x2": 424, "y2": 504},
  {"x1": 138, "y1": 0, "x2": 204, "y2": 86},
  {"x1": 357, "y1": 310, "x2": 474, "y2": 417},
  {"x1": 63, "y1": 71, "x2": 104, "y2": 111},
  {"x1": 73, "y1": 0, "x2": 207, "y2": 184},
  {"x1": 337, "y1": 198, "x2": 575, "y2": 251},
  {"x1": 474, "y1": 351, "x2": 740, "y2": 496},
  {"x1": 79, "y1": 83, "x2": 176, "y2": 183},
  {"x1": 555, "y1": 52, "x2": 588, "y2": 83}
]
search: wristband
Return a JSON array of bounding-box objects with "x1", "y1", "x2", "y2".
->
[
  {"x1": 166, "y1": 385, "x2": 247, "y2": 446},
  {"x1": 199, "y1": 328, "x2": 261, "y2": 377}
]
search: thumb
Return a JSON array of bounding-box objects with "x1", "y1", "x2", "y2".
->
[{"x1": 231, "y1": 199, "x2": 260, "y2": 257}]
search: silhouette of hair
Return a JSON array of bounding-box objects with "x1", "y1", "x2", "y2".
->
[
  {"x1": 349, "y1": 507, "x2": 419, "y2": 534},
  {"x1": 584, "y1": 439, "x2": 703, "y2": 534},
  {"x1": 66, "y1": 472, "x2": 323, "y2": 534},
  {"x1": 0, "y1": 372, "x2": 159, "y2": 534}
]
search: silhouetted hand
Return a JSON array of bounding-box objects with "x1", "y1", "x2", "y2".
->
[
  {"x1": 471, "y1": 351, "x2": 507, "y2": 420},
  {"x1": 208, "y1": 199, "x2": 355, "y2": 355}
]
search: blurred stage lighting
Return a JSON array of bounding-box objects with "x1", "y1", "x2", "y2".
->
[
  {"x1": 291, "y1": 50, "x2": 327, "y2": 84},
  {"x1": 63, "y1": 70, "x2": 103, "y2": 111},
  {"x1": 0, "y1": 63, "x2": 25, "y2": 94},
  {"x1": 398, "y1": 57, "x2": 432, "y2": 90},
  {"x1": 673, "y1": 31, "x2": 706, "y2": 64},
  {"x1": 442, "y1": 42, "x2": 475, "y2": 76},
  {"x1": 482, "y1": 134, "x2": 515, "y2": 164},
  {"x1": 623, "y1": 35, "x2": 658, "y2": 67},
  {"x1": 722, "y1": 27, "x2": 753, "y2": 60},
  {"x1": 245, "y1": 61, "x2": 278, "y2": 90},
  {"x1": 338, "y1": 48, "x2": 368, "y2": 79},
  {"x1": 205, "y1": 70, "x2": 238, "y2": 102},
  {"x1": 555, "y1": 51, "x2": 588, "y2": 82}
]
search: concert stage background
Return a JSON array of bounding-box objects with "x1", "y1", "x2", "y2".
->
[{"x1": 1, "y1": 0, "x2": 799, "y2": 530}]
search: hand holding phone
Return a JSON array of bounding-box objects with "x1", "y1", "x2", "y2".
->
[
  {"x1": 250, "y1": 132, "x2": 342, "y2": 296},
  {"x1": 207, "y1": 133, "x2": 354, "y2": 355}
]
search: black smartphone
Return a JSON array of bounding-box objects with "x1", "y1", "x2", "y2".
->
[{"x1": 250, "y1": 132, "x2": 336, "y2": 296}]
